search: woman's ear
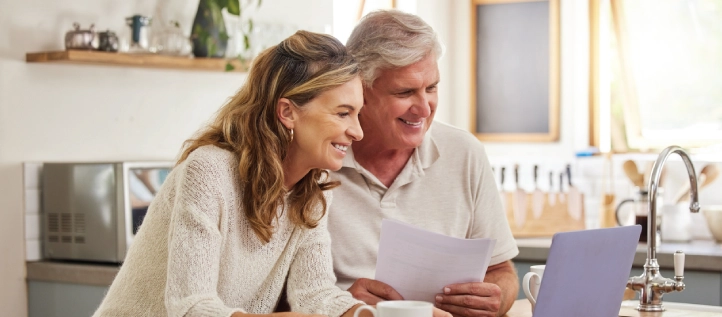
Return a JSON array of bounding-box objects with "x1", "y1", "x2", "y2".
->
[{"x1": 276, "y1": 98, "x2": 297, "y2": 130}]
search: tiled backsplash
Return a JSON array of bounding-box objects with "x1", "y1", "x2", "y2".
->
[
  {"x1": 23, "y1": 162, "x2": 43, "y2": 261},
  {"x1": 488, "y1": 154, "x2": 722, "y2": 235}
]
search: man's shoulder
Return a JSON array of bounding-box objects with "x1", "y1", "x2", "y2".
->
[{"x1": 430, "y1": 121, "x2": 487, "y2": 154}]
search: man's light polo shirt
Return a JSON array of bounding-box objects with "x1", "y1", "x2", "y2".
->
[{"x1": 328, "y1": 121, "x2": 519, "y2": 290}]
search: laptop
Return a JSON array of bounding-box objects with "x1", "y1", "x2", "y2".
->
[{"x1": 532, "y1": 225, "x2": 642, "y2": 317}]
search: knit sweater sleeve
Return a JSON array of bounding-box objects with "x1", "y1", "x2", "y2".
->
[
  {"x1": 286, "y1": 191, "x2": 363, "y2": 317},
  {"x1": 164, "y1": 154, "x2": 245, "y2": 317}
]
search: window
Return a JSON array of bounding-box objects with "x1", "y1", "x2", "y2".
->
[{"x1": 591, "y1": 0, "x2": 722, "y2": 152}]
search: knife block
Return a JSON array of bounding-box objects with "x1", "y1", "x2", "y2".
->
[{"x1": 503, "y1": 192, "x2": 585, "y2": 237}]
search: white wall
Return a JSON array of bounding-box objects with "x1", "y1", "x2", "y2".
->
[
  {"x1": 418, "y1": 0, "x2": 590, "y2": 161},
  {"x1": 390, "y1": 0, "x2": 590, "y2": 213},
  {"x1": 414, "y1": 0, "x2": 453, "y2": 126},
  {"x1": 424, "y1": 0, "x2": 721, "y2": 230},
  {"x1": 0, "y1": 0, "x2": 332, "y2": 315}
]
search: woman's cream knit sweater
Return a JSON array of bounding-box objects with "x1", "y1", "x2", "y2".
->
[{"x1": 93, "y1": 145, "x2": 361, "y2": 317}]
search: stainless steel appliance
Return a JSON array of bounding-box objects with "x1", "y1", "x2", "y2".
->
[{"x1": 42, "y1": 161, "x2": 173, "y2": 263}]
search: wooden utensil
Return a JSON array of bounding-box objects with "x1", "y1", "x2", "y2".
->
[
  {"x1": 601, "y1": 153, "x2": 617, "y2": 228},
  {"x1": 642, "y1": 161, "x2": 654, "y2": 189},
  {"x1": 623, "y1": 160, "x2": 645, "y2": 187},
  {"x1": 512, "y1": 164, "x2": 527, "y2": 228},
  {"x1": 548, "y1": 171, "x2": 556, "y2": 206},
  {"x1": 558, "y1": 172, "x2": 566, "y2": 203},
  {"x1": 602, "y1": 193, "x2": 617, "y2": 228},
  {"x1": 702, "y1": 163, "x2": 720, "y2": 186},
  {"x1": 566, "y1": 164, "x2": 583, "y2": 221},
  {"x1": 675, "y1": 164, "x2": 720, "y2": 203},
  {"x1": 532, "y1": 165, "x2": 545, "y2": 219}
]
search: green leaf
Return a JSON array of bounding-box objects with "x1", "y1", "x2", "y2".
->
[
  {"x1": 227, "y1": 0, "x2": 241, "y2": 15},
  {"x1": 225, "y1": 62, "x2": 235, "y2": 71},
  {"x1": 208, "y1": 41, "x2": 217, "y2": 57},
  {"x1": 209, "y1": 1, "x2": 224, "y2": 22},
  {"x1": 248, "y1": 19, "x2": 253, "y2": 32},
  {"x1": 212, "y1": 0, "x2": 226, "y2": 10},
  {"x1": 191, "y1": 24, "x2": 202, "y2": 39},
  {"x1": 219, "y1": 30, "x2": 230, "y2": 41},
  {"x1": 244, "y1": 34, "x2": 250, "y2": 51}
]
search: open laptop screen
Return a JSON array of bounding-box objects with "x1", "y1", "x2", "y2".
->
[{"x1": 533, "y1": 225, "x2": 641, "y2": 317}]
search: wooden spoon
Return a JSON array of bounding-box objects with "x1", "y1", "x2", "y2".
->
[
  {"x1": 675, "y1": 164, "x2": 720, "y2": 203},
  {"x1": 703, "y1": 164, "x2": 720, "y2": 187},
  {"x1": 623, "y1": 160, "x2": 645, "y2": 187}
]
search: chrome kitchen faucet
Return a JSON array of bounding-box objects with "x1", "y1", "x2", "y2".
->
[{"x1": 626, "y1": 146, "x2": 700, "y2": 312}]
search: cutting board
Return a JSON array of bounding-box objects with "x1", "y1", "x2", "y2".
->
[{"x1": 503, "y1": 192, "x2": 585, "y2": 237}]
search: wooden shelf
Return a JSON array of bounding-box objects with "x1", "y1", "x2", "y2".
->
[{"x1": 26, "y1": 50, "x2": 249, "y2": 72}]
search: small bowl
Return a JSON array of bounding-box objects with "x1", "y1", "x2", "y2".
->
[{"x1": 702, "y1": 205, "x2": 722, "y2": 242}]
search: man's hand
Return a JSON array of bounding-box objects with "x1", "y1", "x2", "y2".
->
[
  {"x1": 434, "y1": 261, "x2": 518, "y2": 317},
  {"x1": 347, "y1": 278, "x2": 404, "y2": 304},
  {"x1": 433, "y1": 282, "x2": 501, "y2": 317}
]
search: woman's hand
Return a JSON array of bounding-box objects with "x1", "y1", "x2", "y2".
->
[
  {"x1": 347, "y1": 278, "x2": 404, "y2": 304},
  {"x1": 433, "y1": 307, "x2": 453, "y2": 317}
]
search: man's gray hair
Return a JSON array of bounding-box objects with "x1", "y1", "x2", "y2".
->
[{"x1": 346, "y1": 10, "x2": 443, "y2": 87}]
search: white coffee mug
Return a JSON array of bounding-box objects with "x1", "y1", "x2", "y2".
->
[
  {"x1": 353, "y1": 300, "x2": 433, "y2": 317},
  {"x1": 522, "y1": 265, "x2": 545, "y2": 312}
]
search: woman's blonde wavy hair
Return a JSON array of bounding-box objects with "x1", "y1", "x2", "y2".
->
[{"x1": 178, "y1": 30, "x2": 359, "y2": 243}]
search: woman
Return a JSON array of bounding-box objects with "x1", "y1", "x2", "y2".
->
[{"x1": 93, "y1": 31, "x2": 366, "y2": 317}]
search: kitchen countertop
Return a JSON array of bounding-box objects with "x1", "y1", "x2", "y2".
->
[
  {"x1": 505, "y1": 299, "x2": 722, "y2": 316},
  {"x1": 516, "y1": 238, "x2": 722, "y2": 271},
  {"x1": 26, "y1": 261, "x2": 120, "y2": 286},
  {"x1": 26, "y1": 239, "x2": 722, "y2": 286}
]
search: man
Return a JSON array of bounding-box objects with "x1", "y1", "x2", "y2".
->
[{"x1": 328, "y1": 10, "x2": 519, "y2": 317}]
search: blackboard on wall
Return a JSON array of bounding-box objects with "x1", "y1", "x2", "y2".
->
[{"x1": 470, "y1": 0, "x2": 560, "y2": 142}]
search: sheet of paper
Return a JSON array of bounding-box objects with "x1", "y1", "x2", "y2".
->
[{"x1": 375, "y1": 218, "x2": 497, "y2": 303}]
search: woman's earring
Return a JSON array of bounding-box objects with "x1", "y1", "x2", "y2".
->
[{"x1": 290, "y1": 129, "x2": 294, "y2": 143}]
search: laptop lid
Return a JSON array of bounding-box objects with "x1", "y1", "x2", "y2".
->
[{"x1": 532, "y1": 225, "x2": 642, "y2": 317}]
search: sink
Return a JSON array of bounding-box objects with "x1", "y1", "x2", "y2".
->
[{"x1": 621, "y1": 300, "x2": 722, "y2": 313}]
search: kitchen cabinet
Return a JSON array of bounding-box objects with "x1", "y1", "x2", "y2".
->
[
  {"x1": 28, "y1": 281, "x2": 107, "y2": 317},
  {"x1": 26, "y1": 261, "x2": 116, "y2": 317},
  {"x1": 514, "y1": 238, "x2": 722, "y2": 306},
  {"x1": 514, "y1": 260, "x2": 722, "y2": 306},
  {"x1": 514, "y1": 261, "x2": 722, "y2": 306}
]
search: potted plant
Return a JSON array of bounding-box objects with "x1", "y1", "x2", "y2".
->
[{"x1": 191, "y1": 0, "x2": 260, "y2": 59}]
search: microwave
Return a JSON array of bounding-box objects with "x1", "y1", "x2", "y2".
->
[{"x1": 42, "y1": 161, "x2": 174, "y2": 263}]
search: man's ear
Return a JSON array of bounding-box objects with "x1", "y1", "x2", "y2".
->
[
  {"x1": 362, "y1": 86, "x2": 372, "y2": 110},
  {"x1": 276, "y1": 98, "x2": 297, "y2": 130}
]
